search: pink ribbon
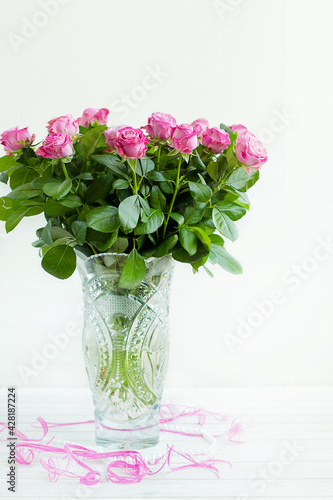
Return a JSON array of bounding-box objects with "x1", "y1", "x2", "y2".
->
[{"x1": 0, "y1": 404, "x2": 243, "y2": 485}]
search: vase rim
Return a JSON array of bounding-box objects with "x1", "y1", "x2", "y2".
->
[{"x1": 76, "y1": 250, "x2": 174, "y2": 266}]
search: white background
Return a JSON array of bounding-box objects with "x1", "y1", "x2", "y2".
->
[{"x1": 0, "y1": 0, "x2": 332, "y2": 389}]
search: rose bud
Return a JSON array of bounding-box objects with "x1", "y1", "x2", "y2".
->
[
  {"x1": 230, "y1": 124, "x2": 249, "y2": 137},
  {"x1": 104, "y1": 125, "x2": 125, "y2": 152},
  {"x1": 202, "y1": 127, "x2": 231, "y2": 154},
  {"x1": 170, "y1": 124, "x2": 199, "y2": 154},
  {"x1": 191, "y1": 118, "x2": 209, "y2": 139},
  {"x1": 234, "y1": 130, "x2": 267, "y2": 173},
  {"x1": 115, "y1": 127, "x2": 149, "y2": 159},
  {"x1": 36, "y1": 133, "x2": 73, "y2": 159},
  {"x1": 1, "y1": 127, "x2": 35, "y2": 154},
  {"x1": 145, "y1": 112, "x2": 177, "y2": 140},
  {"x1": 79, "y1": 108, "x2": 109, "y2": 128},
  {"x1": 47, "y1": 114, "x2": 80, "y2": 139}
]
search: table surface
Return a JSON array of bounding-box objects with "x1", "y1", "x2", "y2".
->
[{"x1": 0, "y1": 387, "x2": 333, "y2": 500}]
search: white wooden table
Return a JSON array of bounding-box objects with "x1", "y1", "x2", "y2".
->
[{"x1": 0, "y1": 387, "x2": 333, "y2": 499}]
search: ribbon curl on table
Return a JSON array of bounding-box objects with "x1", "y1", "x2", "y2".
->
[{"x1": 0, "y1": 404, "x2": 243, "y2": 485}]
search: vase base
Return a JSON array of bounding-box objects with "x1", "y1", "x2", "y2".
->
[
  {"x1": 95, "y1": 411, "x2": 160, "y2": 450},
  {"x1": 96, "y1": 436, "x2": 159, "y2": 450}
]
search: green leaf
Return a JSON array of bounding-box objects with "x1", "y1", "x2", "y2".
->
[
  {"x1": 227, "y1": 168, "x2": 260, "y2": 192},
  {"x1": 172, "y1": 244, "x2": 209, "y2": 264},
  {"x1": 86, "y1": 228, "x2": 118, "y2": 252},
  {"x1": 221, "y1": 186, "x2": 250, "y2": 209},
  {"x1": 188, "y1": 181, "x2": 212, "y2": 203},
  {"x1": 170, "y1": 213, "x2": 184, "y2": 226},
  {"x1": 51, "y1": 226, "x2": 73, "y2": 241},
  {"x1": 5, "y1": 206, "x2": 43, "y2": 233},
  {"x1": 10, "y1": 167, "x2": 39, "y2": 190},
  {"x1": 207, "y1": 156, "x2": 228, "y2": 183},
  {"x1": 41, "y1": 220, "x2": 53, "y2": 245},
  {"x1": 143, "y1": 234, "x2": 178, "y2": 258},
  {"x1": 71, "y1": 221, "x2": 87, "y2": 245},
  {"x1": 0, "y1": 172, "x2": 8, "y2": 184},
  {"x1": 135, "y1": 209, "x2": 164, "y2": 235},
  {"x1": 92, "y1": 153, "x2": 119, "y2": 167},
  {"x1": 61, "y1": 194, "x2": 83, "y2": 208},
  {"x1": 17, "y1": 148, "x2": 37, "y2": 165},
  {"x1": 32, "y1": 177, "x2": 58, "y2": 189},
  {"x1": 7, "y1": 183, "x2": 42, "y2": 200},
  {"x1": 212, "y1": 208, "x2": 238, "y2": 242},
  {"x1": 214, "y1": 200, "x2": 247, "y2": 221},
  {"x1": 110, "y1": 237, "x2": 128, "y2": 254},
  {"x1": 74, "y1": 172, "x2": 94, "y2": 181},
  {"x1": 159, "y1": 181, "x2": 174, "y2": 195},
  {"x1": 0, "y1": 155, "x2": 22, "y2": 173},
  {"x1": 113, "y1": 179, "x2": 129, "y2": 190},
  {"x1": 188, "y1": 226, "x2": 211, "y2": 252},
  {"x1": 92, "y1": 154, "x2": 130, "y2": 180},
  {"x1": 44, "y1": 199, "x2": 72, "y2": 217},
  {"x1": 203, "y1": 265, "x2": 214, "y2": 278},
  {"x1": 191, "y1": 254, "x2": 209, "y2": 272},
  {"x1": 43, "y1": 178, "x2": 72, "y2": 200},
  {"x1": 150, "y1": 185, "x2": 166, "y2": 210},
  {"x1": 85, "y1": 175, "x2": 113, "y2": 204},
  {"x1": 184, "y1": 202, "x2": 205, "y2": 225},
  {"x1": 119, "y1": 249, "x2": 146, "y2": 289},
  {"x1": 210, "y1": 239, "x2": 242, "y2": 274},
  {"x1": 118, "y1": 195, "x2": 140, "y2": 232},
  {"x1": 136, "y1": 158, "x2": 155, "y2": 176},
  {"x1": 81, "y1": 125, "x2": 107, "y2": 157},
  {"x1": 0, "y1": 198, "x2": 13, "y2": 221},
  {"x1": 207, "y1": 161, "x2": 220, "y2": 183},
  {"x1": 44, "y1": 195, "x2": 82, "y2": 217},
  {"x1": 87, "y1": 206, "x2": 120, "y2": 233},
  {"x1": 192, "y1": 150, "x2": 207, "y2": 169},
  {"x1": 41, "y1": 244, "x2": 77, "y2": 279},
  {"x1": 148, "y1": 171, "x2": 172, "y2": 182},
  {"x1": 138, "y1": 196, "x2": 151, "y2": 217},
  {"x1": 180, "y1": 227, "x2": 198, "y2": 256}
]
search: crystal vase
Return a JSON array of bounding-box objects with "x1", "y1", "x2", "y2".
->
[{"x1": 77, "y1": 252, "x2": 175, "y2": 449}]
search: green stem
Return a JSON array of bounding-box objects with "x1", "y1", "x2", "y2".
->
[
  {"x1": 163, "y1": 155, "x2": 182, "y2": 239},
  {"x1": 133, "y1": 171, "x2": 138, "y2": 194},
  {"x1": 156, "y1": 146, "x2": 162, "y2": 172},
  {"x1": 129, "y1": 159, "x2": 138, "y2": 194},
  {"x1": 60, "y1": 160, "x2": 69, "y2": 179}
]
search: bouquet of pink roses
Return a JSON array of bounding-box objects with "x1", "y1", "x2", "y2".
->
[{"x1": 0, "y1": 108, "x2": 267, "y2": 287}]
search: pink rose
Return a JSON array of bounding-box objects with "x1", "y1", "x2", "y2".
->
[
  {"x1": 115, "y1": 127, "x2": 149, "y2": 159},
  {"x1": 230, "y1": 124, "x2": 248, "y2": 137},
  {"x1": 202, "y1": 127, "x2": 231, "y2": 154},
  {"x1": 0, "y1": 127, "x2": 35, "y2": 154},
  {"x1": 235, "y1": 131, "x2": 267, "y2": 173},
  {"x1": 170, "y1": 124, "x2": 199, "y2": 154},
  {"x1": 191, "y1": 118, "x2": 209, "y2": 139},
  {"x1": 79, "y1": 108, "x2": 109, "y2": 128},
  {"x1": 47, "y1": 114, "x2": 79, "y2": 138},
  {"x1": 104, "y1": 125, "x2": 124, "y2": 152},
  {"x1": 36, "y1": 133, "x2": 73, "y2": 159},
  {"x1": 145, "y1": 112, "x2": 177, "y2": 140}
]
